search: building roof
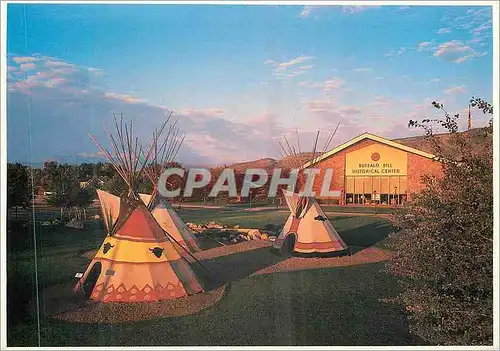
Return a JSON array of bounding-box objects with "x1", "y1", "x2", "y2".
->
[{"x1": 301, "y1": 132, "x2": 437, "y2": 169}]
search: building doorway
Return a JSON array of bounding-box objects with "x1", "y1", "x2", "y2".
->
[{"x1": 345, "y1": 176, "x2": 407, "y2": 205}]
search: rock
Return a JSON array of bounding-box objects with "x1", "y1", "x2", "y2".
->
[
  {"x1": 187, "y1": 222, "x2": 203, "y2": 232},
  {"x1": 66, "y1": 218, "x2": 84, "y2": 229},
  {"x1": 206, "y1": 221, "x2": 224, "y2": 229},
  {"x1": 248, "y1": 229, "x2": 262, "y2": 240},
  {"x1": 229, "y1": 234, "x2": 236, "y2": 240},
  {"x1": 233, "y1": 225, "x2": 240, "y2": 229},
  {"x1": 268, "y1": 235, "x2": 277, "y2": 242},
  {"x1": 261, "y1": 233, "x2": 269, "y2": 241},
  {"x1": 231, "y1": 239, "x2": 237, "y2": 244}
]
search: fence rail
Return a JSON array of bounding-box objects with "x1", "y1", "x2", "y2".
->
[{"x1": 7, "y1": 207, "x2": 101, "y2": 222}]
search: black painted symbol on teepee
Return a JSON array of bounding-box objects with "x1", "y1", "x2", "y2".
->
[
  {"x1": 102, "y1": 242, "x2": 114, "y2": 254},
  {"x1": 149, "y1": 247, "x2": 164, "y2": 258},
  {"x1": 314, "y1": 215, "x2": 327, "y2": 221}
]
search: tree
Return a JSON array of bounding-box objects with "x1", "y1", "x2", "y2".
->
[
  {"x1": 42, "y1": 162, "x2": 95, "y2": 215},
  {"x1": 7, "y1": 163, "x2": 32, "y2": 218},
  {"x1": 101, "y1": 173, "x2": 128, "y2": 196},
  {"x1": 385, "y1": 97, "x2": 493, "y2": 345}
]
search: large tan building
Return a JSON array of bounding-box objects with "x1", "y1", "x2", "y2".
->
[{"x1": 303, "y1": 133, "x2": 443, "y2": 205}]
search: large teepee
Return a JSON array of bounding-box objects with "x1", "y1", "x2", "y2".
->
[
  {"x1": 272, "y1": 126, "x2": 349, "y2": 257},
  {"x1": 74, "y1": 116, "x2": 203, "y2": 302},
  {"x1": 141, "y1": 115, "x2": 201, "y2": 252}
]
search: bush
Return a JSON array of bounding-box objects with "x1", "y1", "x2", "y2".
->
[{"x1": 385, "y1": 98, "x2": 493, "y2": 345}]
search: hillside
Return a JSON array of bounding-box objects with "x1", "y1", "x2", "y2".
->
[
  {"x1": 226, "y1": 158, "x2": 278, "y2": 173},
  {"x1": 224, "y1": 128, "x2": 491, "y2": 172},
  {"x1": 393, "y1": 128, "x2": 490, "y2": 155}
]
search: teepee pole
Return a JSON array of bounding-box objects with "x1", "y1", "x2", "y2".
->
[{"x1": 163, "y1": 229, "x2": 211, "y2": 274}]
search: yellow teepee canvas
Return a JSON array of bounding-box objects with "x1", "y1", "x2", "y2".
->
[{"x1": 74, "y1": 116, "x2": 203, "y2": 302}]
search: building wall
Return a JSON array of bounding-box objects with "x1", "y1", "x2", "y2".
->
[
  {"x1": 310, "y1": 139, "x2": 376, "y2": 200},
  {"x1": 406, "y1": 153, "x2": 443, "y2": 196},
  {"x1": 306, "y1": 138, "x2": 443, "y2": 203}
]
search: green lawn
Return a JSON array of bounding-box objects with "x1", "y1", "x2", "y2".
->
[{"x1": 6, "y1": 209, "x2": 416, "y2": 346}]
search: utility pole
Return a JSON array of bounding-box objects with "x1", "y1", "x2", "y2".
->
[{"x1": 468, "y1": 104, "x2": 472, "y2": 131}]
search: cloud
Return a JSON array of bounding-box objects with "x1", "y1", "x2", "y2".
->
[
  {"x1": 322, "y1": 77, "x2": 345, "y2": 93},
  {"x1": 428, "y1": 78, "x2": 440, "y2": 83},
  {"x1": 449, "y1": 7, "x2": 492, "y2": 33},
  {"x1": 339, "y1": 106, "x2": 362, "y2": 115},
  {"x1": 444, "y1": 85, "x2": 467, "y2": 94},
  {"x1": 384, "y1": 47, "x2": 407, "y2": 58},
  {"x1": 267, "y1": 55, "x2": 315, "y2": 80},
  {"x1": 471, "y1": 20, "x2": 492, "y2": 36},
  {"x1": 179, "y1": 108, "x2": 225, "y2": 117},
  {"x1": 340, "y1": 6, "x2": 380, "y2": 14},
  {"x1": 12, "y1": 56, "x2": 38, "y2": 64},
  {"x1": 45, "y1": 77, "x2": 67, "y2": 88},
  {"x1": 454, "y1": 51, "x2": 487, "y2": 63},
  {"x1": 308, "y1": 100, "x2": 337, "y2": 112},
  {"x1": 7, "y1": 54, "x2": 299, "y2": 164},
  {"x1": 417, "y1": 40, "x2": 437, "y2": 51},
  {"x1": 432, "y1": 40, "x2": 486, "y2": 63},
  {"x1": 87, "y1": 67, "x2": 104, "y2": 75},
  {"x1": 434, "y1": 40, "x2": 472, "y2": 57},
  {"x1": 373, "y1": 77, "x2": 383, "y2": 80},
  {"x1": 44, "y1": 60, "x2": 76, "y2": 68},
  {"x1": 352, "y1": 67, "x2": 373, "y2": 72},
  {"x1": 20, "y1": 63, "x2": 36, "y2": 71},
  {"x1": 75, "y1": 151, "x2": 106, "y2": 159},
  {"x1": 440, "y1": 8, "x2": 492, "y2": 54},
  {"x1": 299, "y1": 65, "x2": 313, "y2": 70},
  {"x1": 304, "y1": 99, "x2": 363, "y2": 135},
  {"x1": 299, "y1": 77, "x2": 347, "y2": 94},
  {"x1": 372, "y1": 96, "x2": 390, "y2": 107},
  {"x1": 275, "y1": 56, "x2": 314, "y2": 70},
  {"x1": 436, "y1": 27, "x2": 452, "y2": 34},
  {"x1": 104, "y1": 92, "x2": 146, "y2": 104},
  {"x1": 8, "y1": 54, "x2": 104, "y2": 93}
]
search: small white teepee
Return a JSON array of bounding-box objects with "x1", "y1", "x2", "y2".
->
[
  {"x1": 273, "y1": 190, "x2": 348, "y2": 256},
  {"x1": 272, "y1": 125, "x2": 348, "y2": 257}
]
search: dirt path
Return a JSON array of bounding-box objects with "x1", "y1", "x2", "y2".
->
[{"x1": 53, "y1": 284, "x2": 227, "y2": 324}]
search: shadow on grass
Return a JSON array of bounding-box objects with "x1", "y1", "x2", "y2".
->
[
  {"x1": 8, "y1": 263, "x2": 423, "y2": 347},
  {"x1": 339, "y1": 221, "x2": 395, "y2": 248},
  {"x1": 195, "y1": 246, "x2": 287, "y2": 290}
]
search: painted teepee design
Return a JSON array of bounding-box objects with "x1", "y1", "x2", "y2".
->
[
  {"x1": 74, "y1": 116, "x2": 203, "y2": 302},
  {"x1": 273, "y1": 190, "x2": 348, "y2": 255},
  {"x1": 141, "y1": 114, "x2": 201, "y2": 252},
  {"x1": 272, "y1": 125, "x2": 348, "y2": 256}
]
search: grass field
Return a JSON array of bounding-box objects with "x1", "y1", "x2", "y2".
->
[{"x1": 6, "y1": 208, "x2": 419, "y2": 346}]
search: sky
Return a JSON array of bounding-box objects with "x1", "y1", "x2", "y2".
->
[{"x1": 6, "y1": 4, "x2": 494, "y2": 166}]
